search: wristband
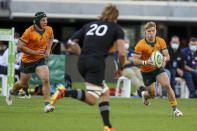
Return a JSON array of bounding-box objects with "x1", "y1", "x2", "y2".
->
[
  {"x1": 68, "y1": 39, "x2": 77, "y2": 45},
  {"x1": 142, "y1": 60, "x2": 147, "y2": 65}
]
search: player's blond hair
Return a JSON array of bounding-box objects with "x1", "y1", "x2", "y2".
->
[
  {"x1": 99, "y1": 4, "x2": 119, "y2": 22},
  {"x1": 144, "y1": 21, "x2": 156, "y2": 30}
]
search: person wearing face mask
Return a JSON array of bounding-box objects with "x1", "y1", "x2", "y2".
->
[
  {"x1": 182, "y1": 37, "x2": 197, "y2": 97},
  {"x1": 114, "y1": 36, "x2": 145, "y2": 94},
  {"x1": 165, "y1": 36, "x2": 196, "y2": 98}
]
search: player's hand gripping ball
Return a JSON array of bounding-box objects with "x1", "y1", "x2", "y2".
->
[{"x1": 151, "y1": 51, "x2": 163, "y2": 68}]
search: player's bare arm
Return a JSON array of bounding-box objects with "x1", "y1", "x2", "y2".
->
[
  {"x1": 117, "y1": 39, "x2": 126, "y2": 69},
  {"x1": 161, "y1": 49, "x2": 170, "y2": 67},
  {"x1": 114, "y1": 39, "x2": 126, "y2": 79},
  {"x1": 17, "y1": 40, "x2": 44, "y2": 55},
  {"x1": 45, "y1": 34, "x2": 54, "y2": 58},
  {"x1": 162, "y1": 49, "x2": 170, "y2": 62},
  {"x1": 67, "y1": 39, "x2": 81, "y2": 56}
]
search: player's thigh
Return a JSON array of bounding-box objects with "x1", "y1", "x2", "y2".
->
[
  {"x1": 146, "y1": 82, "x2": 156, "y2": 95},
  {"x1": 20, "y1": 72, "x2": 32, "y2": 86},
  {"x1": 80, "y1": 57, "x2": 105, "y2": 86},
  {"x1": 77, "y1": 59, "x2": 87, "y2": 79},
  {"x1": 141, "y1": 71, "x2": 156, "y2": 87},
  {"x1": 35, "y1": 65, "x2": 49, "y2": 83},
  {"x1": 156, "y1": 72, "x2": 170, "y2": 88},
  {"x1": 86, "y1": 70, "x2": 104, "y2": 86}
]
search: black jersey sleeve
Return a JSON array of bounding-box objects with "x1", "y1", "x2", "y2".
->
[
  {"x1": 70, "y1": 25, "x2": 86, "y2": 41},
  {"x1": 114, "y1": 25, "x2": 124, "y2": 41}
]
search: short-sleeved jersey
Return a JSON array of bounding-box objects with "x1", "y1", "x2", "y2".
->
[
  {"x1": 70, "y1": 20, "x2": 124, "y2": 59},
  {"x1": 20, "y1": 25, "x2": 53, "y2": 63},
  {"x1": 181, "y1": 48, "x2": 197, "y2": 69},
  {"x1": 135, "y1": 37, "x2": 167, "y2": 72}
]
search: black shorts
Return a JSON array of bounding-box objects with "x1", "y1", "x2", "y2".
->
[
  {"x1": 141, "y1": 68, "x2": 165, "y2": 86},
  {"x1": 20, "y1": 58, "x2": 46, "y2": 74},
  {"x1": 77, "y1": 57, "x2": 105, "y2": 86}
]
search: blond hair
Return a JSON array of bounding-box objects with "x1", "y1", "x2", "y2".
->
[
  {"x1": 99, "y1": 4, "x2": 119, "y2": 22},
  {"x1": 144, "y1": 21, "x2": 156, "y2": 30}
]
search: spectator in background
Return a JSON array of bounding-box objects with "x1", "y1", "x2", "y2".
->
[
  {"x1": 0, "y1": 33, "x2": 22, "y2": 76},
  {"x1": 182, "y1": 37, "x2": 197, "y2": 97},
  {"x1": 0, "y1": 41, "x2": 7, "y2": 55},
  {"x1": 114, "y1": 36, "x2": 145, "y2": 93},
  {"x1": 0, "y1": 33, "x2": 31, "y2": 98},
  {"x1": 166, "y1": 36, "x2": 196, "y2": 98}
]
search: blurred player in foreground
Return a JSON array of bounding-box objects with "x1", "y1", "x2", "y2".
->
[
  {"x1": 132, "y1": 22, "x2": 182, "y2": 116},
  {"x1": 51, "y1": 4, "x2": 126, "y2": 131},
  {"x1": 6, "y1": 11, "x2": 55, "y2": 113}
]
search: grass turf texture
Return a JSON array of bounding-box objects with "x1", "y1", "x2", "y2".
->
[{"x1": 0, "y1": 97, "x2": 197, "y2": 131}]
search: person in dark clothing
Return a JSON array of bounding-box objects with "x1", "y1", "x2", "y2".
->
[
  {"x1": 166, "y1": 36, "x2": 196, "y2": 98},
  {"x1": 182, "y1": 37, "x2": 197, "y2": 98},
  {"x1": 50, "y1": 4, "x2": 126, "y2": 131}
]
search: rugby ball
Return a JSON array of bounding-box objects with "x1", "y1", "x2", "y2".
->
[{"x1": 151, "y1": 51, "x2": 163, "y2": 68}]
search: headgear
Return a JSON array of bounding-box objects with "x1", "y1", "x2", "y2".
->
[{"x1": 33, "y1": 11, "x2": 47, "y2": 29}]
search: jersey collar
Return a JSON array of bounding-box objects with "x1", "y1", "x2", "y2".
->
[
  {"x1": 145, "y1": 38, "x2": 156, "y2": 47},
  {"x1": 34, "y1": 24, "x2": 45, "y2": 35}
]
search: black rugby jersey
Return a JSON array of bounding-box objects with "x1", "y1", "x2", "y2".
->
[{"x1": 70, "y1": 20, "x2": 124, "y2": 58}]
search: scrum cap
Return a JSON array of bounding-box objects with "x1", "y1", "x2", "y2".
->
[{"x1": 33, "y1": 11, "x2": 47, "y2": 29}]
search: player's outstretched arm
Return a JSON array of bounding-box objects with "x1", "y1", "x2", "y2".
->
[{"x1": 117, "y1": 39, "x2": 126, "y2": 69}]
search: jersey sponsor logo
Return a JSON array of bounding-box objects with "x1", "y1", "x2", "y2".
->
[{"x1": 86, "y1": 24, "x2": 108, "y2": 36}]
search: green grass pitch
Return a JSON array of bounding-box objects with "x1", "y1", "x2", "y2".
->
[{"x1": 0, "y1": 96, "x2": 197, "y2": 131}]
